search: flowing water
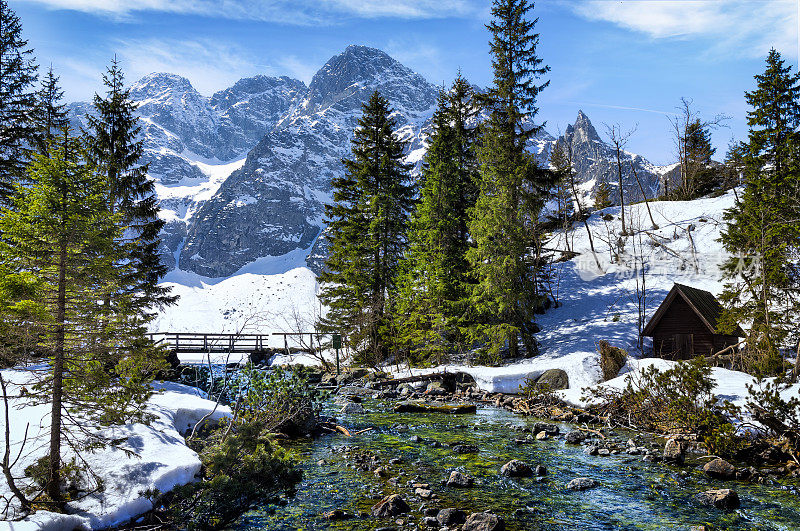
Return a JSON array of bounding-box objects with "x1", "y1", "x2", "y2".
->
[{"x1": 236, "y1": 397, "x2": 800, "y2": 530}]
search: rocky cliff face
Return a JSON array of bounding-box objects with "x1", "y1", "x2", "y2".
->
[
  {"x1": 69, "y1": 46, "x2": 670, "y2": 279},
  {"x1": 179, "y1": 45, "x2": 438, "y2": 277},
  {"x1": 70, "y1": 72, "x2": 306, "y2": 270},
  {"x1": 556, "y1": 110, "x2": 662, "y2": 206}
]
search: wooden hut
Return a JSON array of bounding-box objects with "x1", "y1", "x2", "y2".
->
[{"x1": 642, "y1": 283, "x2": 744, "y2": 360}]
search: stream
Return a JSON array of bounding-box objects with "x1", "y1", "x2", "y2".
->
[{"x1": 235, "y1": 397, "x2": 800, "y2": 530}]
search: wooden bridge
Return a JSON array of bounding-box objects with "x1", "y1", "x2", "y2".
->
[
  {"x1": 147, "y1": 332, "x2": 339, "y2": 355},
  {"x1": 148, "y1": 332, "x2": 272, "y2": 354}
]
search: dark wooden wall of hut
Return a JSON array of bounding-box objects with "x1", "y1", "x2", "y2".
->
[{"x1": 651, "y1": 295, "x2": 715, "y2": 359}]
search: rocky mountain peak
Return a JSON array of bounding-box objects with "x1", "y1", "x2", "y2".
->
[
  {"x1": 571, "y1": 109, "x2": 601, "y2": 143},
  {"x1": 130, "y1": 72, "x2": 198, "y2": 102},
  {"x1": 210, "y1": 75, "x2": 306, "y2": 109},
  {"x1": 303, "y1": 45, "x2": 425, "y2": 113}
]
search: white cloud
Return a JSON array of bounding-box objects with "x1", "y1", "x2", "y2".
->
[
  {"x1": 18, "y1": 0, "x2": 483, "y2": 23},
  {"x1": 326, "y1": 0, "x2": 480, "y2": 18},
  {"x1": 385, "y1": 39, "x2": 447, "y2": 82},
  {"x1": 113, "y1": 38, "x2": 270, "y2": 95},
  {"x1": 573, "y1": 0, "x2": 798, "y2": 59}
]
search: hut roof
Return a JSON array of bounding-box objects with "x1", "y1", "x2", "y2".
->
[{"x1": 642, "y1": 283, "x2": 745, "y2": 337}]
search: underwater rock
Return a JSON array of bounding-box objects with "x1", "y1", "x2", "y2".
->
[
  {"x1": 703, "y1": 458, "x2": 737, "y2": 481},
  {"x1": 452, "y1": 444, "x2": 479, "y2": 454},
  {"x1": 372, "y1": 494, "x2": 410, "y2": 517},
  {"x1": 463, "y1": 511, "x2": 505, "y2": 531},
  {"x1": 437, "y1": 507, "x2": 466, "y2": 526},
  {"x1": 500, "y1": 459, "x2": 533, "y2": 477},
  {"x1": 340, "y1": 402, "x2": 365, "y2": 414},
  {"x1": 567, "y1": 477, "x2": 600, "y2": 491},
  {"x1": 565, "y1": 431, "x2": 586, "y2": 444},
  {"x1": 696, "y1": 488, "x2": 740, "y2": 510},
  {"x1": 663, "y1": 438, "x2": 685, "y2": 464},
  {"x1": 447, "y1": 470, "x2": 475, "y2": 488}
]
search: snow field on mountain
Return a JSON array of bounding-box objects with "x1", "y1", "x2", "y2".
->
[
  {"x1": 154, "y1": 156, "x2": 246, "y2": 223},
  {"x1": 0, "y1": 370, "x2": 230, "y2": 529}
]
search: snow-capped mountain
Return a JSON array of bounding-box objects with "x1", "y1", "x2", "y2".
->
[
  {"x1": 69, "y1": 45, "x2": 671, "y2": 279},
  {"x1": 179, "y1": 45, "x2": 438, "y2": 277},
  {"x1": 69, "y1": 72, "x2": 306, "y2": 270}
]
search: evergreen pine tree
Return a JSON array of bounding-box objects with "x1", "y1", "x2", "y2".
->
[
  {"x1": 683, "y1": 119, "x2": 720, "y2": 197},
  {"x1": 85, "y1": 58, "x2": 175, "y2": 319},
  {"x1": 33, "y1": 66, "x2": 69, "y2": 155},
  {"x1": 395, "y1": 76, "x2": 479, "y2": 364},
  {"x1": 0, "y1": 127, "x2": 166, "y2": 503},
  {"x1": 594, "y1": 181, "x2": 613, "y2": 210},
  {"x1": 319, "y1": 91, "x2": 413, "y2": 366},
  {"x1": 719, "y1": 49, "x2": 800, "y2": 375},
  {"x1": 467, "y1": 0, "x2": 552, "y2": 359},
  {"x1": 721, "y1": 139, "x2": 747, "y2": 192},
  {"x1": 0, "y1": 0, "x2": 38, "y2": 202}
]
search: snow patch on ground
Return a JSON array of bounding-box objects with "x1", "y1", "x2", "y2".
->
[
  {"x1": 387, "y1": 191, "x2": 742, "y2": 394},
  {"x1": 152, "y1": 264, "x2": 320, "y2": 364},
  {"x1": 0, "y1": 371, "x2": 230, "y2": 528}
]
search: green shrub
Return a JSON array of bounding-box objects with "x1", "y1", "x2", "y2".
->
[
  {"x1": 586, "y1": 358, "x2": 743, "y2": 457},
  {"x1": 166, "y1": 364, "x2": 323, "y2": 528},
  {"x1": 227, "y1": 364, "x2": 326, "y2": 436},
  {"x1": 170, "y1": 421, "x2": 300, "y2": 530},
  {"x1": 745, "y1": 377, "x2": 800, "y2": 455}
]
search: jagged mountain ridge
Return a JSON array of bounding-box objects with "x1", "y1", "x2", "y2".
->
[
  {"x1": 68, "y1": 71, "x2": 307, "y2": 269},
  {"x1": 179, "y1": 45, "x2": 439, "y2": 277},
  {"x1": 69, "y1": 45, "x2": 668, "y2": 279},
  {"x1": 558, "y1": 110, "x2": 662, "y2": 206}
]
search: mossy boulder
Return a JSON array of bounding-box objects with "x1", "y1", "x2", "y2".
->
[{"x1": 535, "y1": 369, "x2": 569, "y2": 390}]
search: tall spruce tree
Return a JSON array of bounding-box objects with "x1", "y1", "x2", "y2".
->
[
  {"x1": 319, "y1": 91, "x2": 413, "y2": 366},
  {"x1": 467, "y1": 0, "x2": 552, "y2": 359},
  {"x1": 719, "y1": 49, "x2": 800, "y2": 375},
  {"x1": 0, "y1": 0, "x2": 38, "y2": 202},
  {"x1": 85, "y1": 58, "x2": 175, "y2": 318},
  {"x1": 33, "y1": 66, "x2": 69, "y2": 155},
  {"x1": 683, "y1": 119, "x2": 720, "y2": 197},
  {"x1": 0, "y1": 127, "x2": 166, "y2": 503},
  {"x1": 395, "y1": 76, "x2": 479, "y2": 364}
]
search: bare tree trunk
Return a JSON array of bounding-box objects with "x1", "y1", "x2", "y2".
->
[
  {"x1": 47, "y1": 240, "x2": 68, "y2": 503},
  {"x1": 1, "y1": 375, "x2": 30, "y2": 513},
  {"x1": 631, "y1": 163, "x2": 658, "y2": 229},
  {"x1": 615, "y1": 146, "x2": 626, "y2": 235},
  {"x1": 567, "y1": 147, "x2": 601, "y2": 269}
]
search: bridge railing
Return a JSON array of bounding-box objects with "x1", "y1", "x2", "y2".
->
[{"x1": 148, "y1": 332, "x2": 270, "y2": 353}]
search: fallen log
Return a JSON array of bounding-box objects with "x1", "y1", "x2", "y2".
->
[
  {"x1": 393, "y1": 401, "x2": 477, "y2": 414},
  {"x1": 319, "y1": 423, "x2": 375, "y2": 437},
  {"x1": 372, "y1": 372, "x2": 450, "y2": 388}
]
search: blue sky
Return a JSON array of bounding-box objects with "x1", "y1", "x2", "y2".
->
[{"x1": 11, "y1": 0, "x2": 799, "y2": 164}]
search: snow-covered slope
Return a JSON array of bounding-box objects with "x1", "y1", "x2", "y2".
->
[
  {"x1": 390, "y1": 190, "x2": 739, "y2": 393},
  {"x1": 0, "y1": 370, "x2": 230, "y2": 528}
]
